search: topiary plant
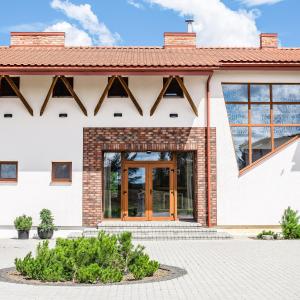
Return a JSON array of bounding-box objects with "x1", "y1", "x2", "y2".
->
[
  {"x1": 14, "y1": 215, "x2": 32, "y2": 231},
  {"x1": 37, "y1": 209, "x2": 56, "y2": 239},
  {"x1": 280, "y1": 207, "x2": 300, "y2": 239}
]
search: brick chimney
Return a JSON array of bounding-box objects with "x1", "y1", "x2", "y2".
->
[
  {"x1": 164, "y1": 32, "x2": 196, "y2": 48},
  {"x1": 10, "y1": 32, "x2": 65, "y2": 47},
  {"x1": 260, "y1": 33, "x2": 278, "y2": 49}
]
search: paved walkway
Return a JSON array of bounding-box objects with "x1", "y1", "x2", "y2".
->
[{"x1": 0, "y1": 238, "x2": 299, "y2": 300}]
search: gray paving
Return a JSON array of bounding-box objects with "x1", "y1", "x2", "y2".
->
[{"x1": 0, "y1": 238, "x2": 299, "y2": 300}]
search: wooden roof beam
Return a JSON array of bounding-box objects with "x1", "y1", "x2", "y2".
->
[
  {"x1": 40, "y1": 76, "x2": 59, "y2": 116},
  {"x1": 150, "y1": 76, "x2": 173, "y2": 116},
  {"x1": 3, "y1": 75, "x2": 34, "y2": 116},
  {"x1": 60, "y1": 75, "x2": 88, "y2": 116},
  {"x1": 175, "y1": 76, "x2": 198, "y2": 116},
  {"x1": 117, "y1": 76, "x2": 143, "y2": 116},
  {"x1": 94, "y1": 76, "x2": 116, "y2": 116}
]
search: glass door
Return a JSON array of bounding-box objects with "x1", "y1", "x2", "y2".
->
[
  {"x1": 123, "y1": 164, "x2": 148, "y2": 220},
  {"x1": 149, "y1": 165, "x2": 175, "y2": 221}
]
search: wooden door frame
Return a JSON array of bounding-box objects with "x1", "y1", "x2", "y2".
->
[{"x1": 122, "y1": 160, "x2": 176, "y2": 221}]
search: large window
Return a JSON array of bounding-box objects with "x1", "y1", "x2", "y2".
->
[{"x1": 223, "y1": 83, "x2": 300, "y2": 171}]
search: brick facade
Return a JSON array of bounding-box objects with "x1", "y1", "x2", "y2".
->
[
  {"x1": 164, "y1": 32, "x2": 196, "y2": 48},
  {"x1": 260, "y1": 33, "x2": 278, "y2": 49},
  {"x1": 10, "y1": 32, "x2": 65, "y2": 47},
  {"x1": 83, "y1": 127, "x2": 216, "y2": 227}
]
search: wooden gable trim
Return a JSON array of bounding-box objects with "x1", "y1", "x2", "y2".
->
[
  {"x1": 94, "y1": 76, "x2": 143, "y2": 116},
  {"x1": 40, "y1": 76, "x2": 59, "y2": 116},
  {"x1": 150, "y1": 76, "x2": 173, "y2": 116},
  {"x1": 174, "y1": 76, "x2": 198, "y2": 116},
  {"x1": 94, "y1": 76, "x2": 116, "y2": 115},
  {"x1": 117, "y1": 76, "x2": 143, "y2": 116},
  {"x1": 60, "y1": 76, "x2": 87, "y2": 116},
  {"x1": 40, "y1": 76, "x2": 87, "y2": 116},
  {"x1": 1, "y1": 75, "x2": 34, "y2": 116}
]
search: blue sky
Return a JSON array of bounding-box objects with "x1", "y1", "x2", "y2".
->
[{"x1": 0, "y1": 0, "x2": 298, "y2": 47}]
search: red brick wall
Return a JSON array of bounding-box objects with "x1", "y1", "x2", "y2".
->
[
  {"x1": 83, "y1": 127, "x2": 216, "y2": 227},
  {"x1": 164, "y1": 32, "x2": 196, "y2": 48},
  {"x1": 10, "y1": 32, "x2": 65, "y2": 47}
]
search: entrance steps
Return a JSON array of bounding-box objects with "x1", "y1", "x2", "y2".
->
[{"x1": 81, "y1": 221, "x2": 233, "y2": 240}]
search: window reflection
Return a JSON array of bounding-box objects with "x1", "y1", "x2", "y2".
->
[
  {"x1": 252, "y1": 127, "x2": 272, "y2": 163},
  {"x1": 103, "y1": 153, "x2": 121, "y2": 218},
  {"x1": 273, "y1": 85, "x2": 300, "y2": 102},
  {"x1": 226, "y1": 104, "x2": 248, "y2": 124},
  {"x1": 222, "y1": 84, "x2": 248, "y2": 102},
  {"x1": 126, "y1": 152, "x2": 172, "y2": 161},
  {"x1": 274, "y1": 127, "x2": 300, "y2": 148},
  {"x1": 250, "y1": 85, "x2": 270, "y2": 102},
  {"x1": 177, "y1": 152, "x2": 194, "y2": 219},
  {"x1": 251, "y1": 105, "x2": 270, "y2": 124},
  {"x1": 274, "y1": 105, "x2": 300, "y2": 124},
  {"x1": 230, "y1": 127, "x2": 249, "y2": 170}
]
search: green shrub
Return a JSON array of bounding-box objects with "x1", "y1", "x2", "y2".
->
[
  {"x1": 14, "y1": 215, "x2": 32, "y2": 231},
  {"x1": 280, "y1": 207, "x2": 300, "y2": 239},
  {"x1": 129, "y1": 254, "x2": 159, "y2": 280},
  {"x1": 14, "y1": 231, "x2": 159, "y2": 284},
  {"x1": 257, "y1": 230, "x2": 275, "y2": 239},
  {"x1": 38, "y1": 209, "x2": 56, "y2": 233}
]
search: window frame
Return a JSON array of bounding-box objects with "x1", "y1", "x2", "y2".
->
[
  {"x1": 52, "y1": 77, "x2": 74, "y2": 98},
  {"x1": 51, "y1": 162, "x2": 72, "y2": 183},
  {"x1": 163, "y1": 77, "x2": 184, "y2": 98},
  {"x1": 107, "y1": 77, "x2": 129, "y2": 98},
  {"x1": 0, "y1": 77, "x2": 20, "y2": 98},
  {"x1": 0, "y1": 161, "x2": 18, "y2": 182},
  {"x1": 223, "y1": 82, "x2": 300, "y2": 173}
]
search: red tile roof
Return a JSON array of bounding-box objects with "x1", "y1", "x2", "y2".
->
[{"x1": 1, "y1": 46, "x2": 300, "y2": 73}]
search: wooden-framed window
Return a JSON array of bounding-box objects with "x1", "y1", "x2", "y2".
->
[
  {"x1": 222, "y1": 83, "x2": 300, "y2": 172},
  {"x1": 108, "y1": 77, "x2": 128, "y2": 98},
  {"x1": 0, "y1": 77, "x2": 20, "y2": 97},
  {"x1": 52, "y1": 162, "x2": 72, "y2": 182},
  {"x1": 0, "y1": 161, "x2": 18, "y2": 182},
  {"x1": 52, "y1": 77, "x2": 73, "y2": 97},
  {"x1": 163, "y1": 77, "x2": 184, "y2": 98}
]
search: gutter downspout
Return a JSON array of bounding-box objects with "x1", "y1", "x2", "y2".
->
[{"x1": 206, "y1": 72, "x2": 213, "y2": 227}]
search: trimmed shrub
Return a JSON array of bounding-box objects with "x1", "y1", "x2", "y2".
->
[
  {"x1": 14, "y1": 231, "x2": 159, "y2": 284},
  {"x1": 280, "y1": 207, "x2": 300, "y2": 239},
  {"x1": 14, "y1": 215, "x2": 32, "y2": 231},
  {"x1": 38, "y1": 209, "x2": 56, "y2": 233}
]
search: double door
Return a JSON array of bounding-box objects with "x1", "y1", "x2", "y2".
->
[{"x1": 122, "y1": 162, "x2": 175, "y2": 221}]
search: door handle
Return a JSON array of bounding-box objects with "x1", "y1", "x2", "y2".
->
[
  {"x1": 123, "y1": 191, "x2": 127, "y2": 195},
  {"x1": 150, "y1": 189, "x2": 152, "y2": 195}
]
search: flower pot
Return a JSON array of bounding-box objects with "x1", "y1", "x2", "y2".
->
[
  {"x1": 18, "y1": 230, "x2": 30, "y2": 240},
  {"x1": 37, "y1": 228, "x2": 54, "y2": 240}
]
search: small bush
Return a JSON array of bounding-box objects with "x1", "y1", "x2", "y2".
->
[
  {"x1": 280, "y1": 207, "x2": 300, "y2": 239},
  {"x1": 14, "y1": 215, "x2": 32, "y2": 231},
  {"x1": 14, "y1": 231, "x2": 159, "y2": 284},
  {"x1": 38, "y1": 209, "x2": 56, "y2": 233},
  {"x1": 257, "y1": 230, "x2": 275, "y2": 239}
]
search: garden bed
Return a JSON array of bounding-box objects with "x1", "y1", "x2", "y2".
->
[{"x1": 0, "y1": 265, "x2": 186, "y2": 286}]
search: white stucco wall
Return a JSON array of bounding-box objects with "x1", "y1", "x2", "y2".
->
[
  {"x1": 1, "y1": 72, "x2": 299, "y2": 227},
  {"x1": 211, "y1": 71, "x2": 300, "y2": 225},
  {"x1": 0, "y1": 76, "x2": 206, "y2": 226}
]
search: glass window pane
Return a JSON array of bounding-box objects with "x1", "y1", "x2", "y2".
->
[
  {"x1": 128, "y1": 167, "x2": 146, "y2": 217},
  {"x1": 103, "y1": 153, "x2": 121, "y2": 218},
  {"x1": 251, "y1": 105, "x2": 270, "y2": 124},
  {"x1": 250, "y1": 84, "x2": 270, "y2": 102},
  {"x1": 252, "y1": 127, "x2": 272, "y2": 163},
  {"x1": 230, "y1": 127, "x2": 249, "y2": 170},
  {"x1": 126, "y1": 152, "x2": 172, "y2": 161},
  {"x1": 54, "y1": 163, "x2": 71, "y2": 179},
  {"x1": 274, "y1": 127, "x2": 300, "y2": 148},
  {"x1": 274, "y1": 105, "x2": 300, "y2": 124},
  {"x1": 152, "y1": 168, "x2": 170, "y2": 217},
  {"x1": 273, "y1": 85, "x2": 300, "y2": 102},
  {"x1": 177, "y1": 152, "x2": 194, "y2": 219},
  {"x1": 222, "y1": 84, "x2": 248, "y2": 102},
  {"x1": 0, "y1": 164, "x2": 17, "y2": 179},
  {"x1": 225, "y1": 104, "x2": 248, "y2": 124}
]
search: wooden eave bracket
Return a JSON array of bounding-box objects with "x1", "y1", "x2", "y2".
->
[
  {"x1": 94, "y1": 76, "x2": 143, "y2": 116},
  {"x1": 1, "y1": 75, "x2": 34, "y2": 116},
  {"x1": 40, "y1": 75, "x2": 88, "y2": 116},
  {"x1": 150, "y1": 75, "x2": 198, "y2": 116}
]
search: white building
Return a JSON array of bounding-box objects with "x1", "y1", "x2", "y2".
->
[{"x1": 0, "y1": 31, "x2": 299, "y2": 228}]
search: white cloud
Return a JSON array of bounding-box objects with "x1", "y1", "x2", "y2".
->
[
  {"x1": 45, "y1": 21, "x2": 92, "y2": 46},
  {"x1": 128, "y1": 0, "x2": 144, "y2": 9},
  {"x1": 50, "y1": 0, "x2": 120, "y2": 45},
  {"x1": 240, "y1": 0, "x2": 283, "y2": 6},
  {"x1": 146, "y1": 0, "x2": 261, "y2": 47}
]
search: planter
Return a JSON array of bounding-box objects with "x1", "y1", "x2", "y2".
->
[
  {"x1": 37, "y1": 228, "x2": 54, "y2": 240},
  {"x1": 17, "y1": 230, "x2": 29, "y2": 240}
]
